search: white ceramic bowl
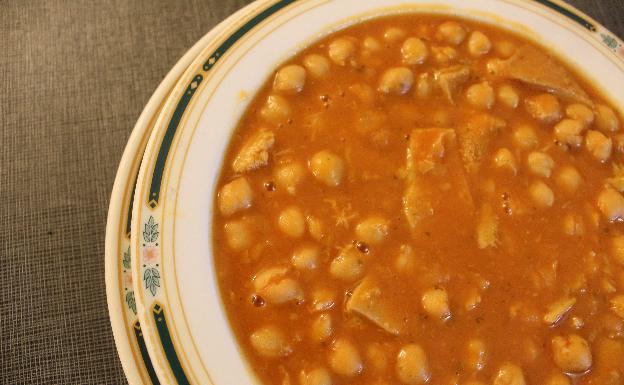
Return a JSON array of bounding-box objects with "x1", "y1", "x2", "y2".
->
[{"x1": 130, "y1": 1, "x2": 624, "y2": 384}]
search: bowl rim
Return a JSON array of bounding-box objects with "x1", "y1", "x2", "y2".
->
[
  {"x1": 104, "y1": 3, "x2": 260, "y2": 384},
  {"x1": 129, "y1": 1, "x2": 624, "y2": 384}
]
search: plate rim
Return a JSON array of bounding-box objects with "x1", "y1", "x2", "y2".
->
[{"x1": 104, "y1": 3, "x2": 259, "y2": 384}]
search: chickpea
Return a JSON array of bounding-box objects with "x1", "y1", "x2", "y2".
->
[
  {"x1": 303, "y1": 54, "x2": 330, "y2": 78},
  {"x1": 610, "y1": 295, "x2": 624, "y2": 318},
  {"x1": 513, "y1": 124, "x2": 538, "y2": 150},
  {"x1": 529, "y1": 180, "x2": 554, "y2": 208},
  {"x1": 431, "y1": 46, "x2": 458, "y2": 64},
  {"x1": 467, "y1": 31, "x2": 491, "y2": 57},
  {"x1": 401, "y1": 38, "x2": 428, "y2": 65},
  {"x1": 278, "y1": 206, "x2": 306, "y2": 238},
  {"x1": 218, "y1": 177, "x2": 253, "y2": 217},
  {"x1": 310, "y1": 313, "x2": 332, "y2": 343},
  {"x1": 612, "y1": 235, "x2": 624, "y2": 265},
  {"x1": 421, "y1": 287, "x2": 451, "y2": 321},
  {"x1": 436, "y1": 21, "x2": 467, "y2": 45},
  {"x1": 250, "y1": 326, "x2": 292, "y2": 358},
  {"x1": 492, "y1": 363, "x2": 526, "y2": 385},
  {"x1": 292, "y1": 244, "x2": 320, "y2": 271},
  {"x1": 494, "y1": 40, "x2": 516, "y2": 58},
  {"x1": 254, "y1": 266, "x2": 303, "y2": 304},
  {"x1": 309, "y1": 150, "x2": 345, "y2": 187},
  {"x1": 497, "y1": 84, "x2": 519, "y2": 108},
  {"x1": 566, "y1": 103, "x2": 594, "y2": 128},
  {"x1": 274, "y1": 64, "x2": 306, "y2": 93},
  {"x1": 224, "y1": 219, "x2": 252, "y2": 251},
  {"x1": 585, "y1": 130, "x2": 612, "y2": 162},
  {"x1": 493, "y1": 148, "x2": 518, "y2": 174},
  {"x1": 556, "y1": 166, "x2": 582, "y2": 193},
  {"x1": 527, "y1": 151, "x2": 554, "y2": 178},
  {"x1": 551, "y1": 334, "x2": 592, "y2": 373},
  {"x1": 525, "y1": 93, "x2": 561, "y2": 124},
  {"x1": 464, "y1": 339, "x2": 486, "y2": 372},
  {"x1": 378, "y1": 67, "x2": 414, "y2": 95},
  {"x1": 396, "y1": 344, "x2": 431, "y2": 384},
  {"x1": 329, "y1": 338, "x2": 363, "y2": 377},
  {"x1": 260, "y1": 94, "x2": 291, "y2": 123},
  {"x1": 363, "y1": 36, "x2": 382, "y2": 51},
  {"x1": 275, "y1": 162, "x2": 305, "y2": 195},
  {"x1": 554, "y1": 119, "x2": 584, "y2": 148},
  {"x1": 384, "y1": 27, "x2": 406, "y2": 42},
  {"x1": 597, "y1": 187, "x2": 624, "y2": 222},
  {"x1": 329, "y1": 245, "x2": 365, "y2": 281},
  {"x1": 416, "y1": 73, "x2": 432, "y2": 98},
  {"x1": 310, "y1": 288, "x2": 335, "y2": 312},
  {"x1": 595, "y1": 104, "x2": 620, "y2": 132},
  {"x1": 544, "y1": 373, "x2": 570, "y2": 385},
  {"x1": 300, "y1": 368, "x2": 332, "y2": 385},
  {"x1": 466, "y1": 82, "x2": 495, "y2": 110},
  {"x1": 355, "y1": 216, "x2": 389, "y2": 244},
  {"x1": 330, "y1": 37, "x2": 358, "y2": 66}
]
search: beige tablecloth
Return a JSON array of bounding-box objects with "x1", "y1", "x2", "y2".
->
[{"x1": 1, "y1": 0, "x2": 622, "y2": 383}]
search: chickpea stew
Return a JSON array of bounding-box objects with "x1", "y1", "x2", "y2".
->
[{"x1": 214, "y1": 15, "x2": 624, "y2": 385}]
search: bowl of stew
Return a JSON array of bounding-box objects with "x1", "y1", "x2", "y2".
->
[{"x1": 130, "y1": 1, "x2": 624, "y2": 384}]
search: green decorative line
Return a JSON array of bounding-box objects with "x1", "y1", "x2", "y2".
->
[
  {"x1": 126, "y1": 171, "x2": 139, "y2": 237},
  {"x1": 134, "y1": 321, "x2": 161, "y2": 385},
  {"x1": 202, "y1": 0, "x2": 297, "y2": 71},
  {"x1": 153, "y1": 304, "x2": 190, "y2": 385},
  {"x1": 148, "y1": 75, "x2": 203, "y2": 208},
  {"x1": 531, "y1": 0, "x2": 595, "y2": 31}
]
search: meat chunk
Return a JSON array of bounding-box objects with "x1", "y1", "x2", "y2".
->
[
  {"x1": 346, "y1": 275, "x2": 405, "y2": 335},
  {"x1": 232, "y1": 129, "x2": 275, "y2": 173},
  {"x1": 403, "y1": 128, "x2": 474, "y2": 232},
  {"x1": 493, "y1": 45, "x2": 592, "y2": 106},
  {"x1": 434, "y1": 65, "x2": 470, "y2": 103},
  {"x1": 457, "y1": 113, "x2": 505, "y2": 173}
]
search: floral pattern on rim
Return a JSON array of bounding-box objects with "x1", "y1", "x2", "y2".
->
[
  {"x1": 121, "y1": 245, "x2": 138, "y2": 315},
  {"x1": 142, "y1": 216, "x2": 161, "y2": 296}
]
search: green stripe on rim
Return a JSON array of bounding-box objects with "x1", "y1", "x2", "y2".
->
[
  {"x1": 126, "y1": 171, "x2": 139, "y2": 238},
  {"x1": 153, "y1": 304, "x2": 190, "y2": 385},
  {"x1": 203, "y1": 0, "x2": 298, "y2": 71},
  {"x1": 134, "y1": 321, "x2": 161, "y2": 385},
  {"x1": 148, "y1": 75, "x2": 204, "y2": 208},
  {"x1": 532, "y1": 0, "x2": 596, "y2": 31}
]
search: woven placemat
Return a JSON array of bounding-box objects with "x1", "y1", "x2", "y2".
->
[{"x1": 0, "y1": 1, "x2": 622, "y2": 384}]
